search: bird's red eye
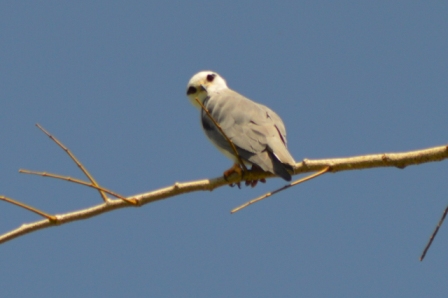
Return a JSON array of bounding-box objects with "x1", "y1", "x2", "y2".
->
[{"x1": 206, "y1": 74, "x2": 216, "y2": 82}]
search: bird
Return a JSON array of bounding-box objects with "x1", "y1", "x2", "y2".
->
[{"x1": 186, "y1": 71, "x2": 296, "y2": 186}]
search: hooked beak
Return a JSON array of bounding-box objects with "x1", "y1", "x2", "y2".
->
[{"x1": 199, "y1": 84, "x2": 207, "y2": 92}]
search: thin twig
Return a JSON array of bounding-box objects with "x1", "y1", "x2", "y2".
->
[
  {"x1": 420, "y1": 205, "x2": 448, "y2": 261},
  {"x1": 36, "y1": 123, "x2": 109, "y2": 202},
  {"x1": 18, "y1": 169, "x2": 137, "y2": 205},
  {"x1": 0, "y1": 195, "x2": 57, "y2": 222},
  {"x1": 231, "y1": 167, "x2": 330, "y2": 213},
  {"x1": 194, "y1": 98, "x2": 248, "y2": 172}
]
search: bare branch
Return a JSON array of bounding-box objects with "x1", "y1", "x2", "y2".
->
[
  {"x1": 36, "y1": 123, "x2": 109, "y2": 202},
  {"x1": 420, "y1": 205, "x2": 448, "y2": 261},
  {"x1": 231, "y1": 166, "x2": 330, "y2": 213},
  {"x1": 1, "y1": 144, "x2": 447, "y2": 245},
  {"x1": 0, "y1": 195, "x2": 57, "y2": 222},
  {"x1": 18, "y1": 169, "x2": 137, "y2": 205}
]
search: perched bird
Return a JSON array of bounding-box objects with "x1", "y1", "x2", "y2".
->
[{"x1": 186, "y1": 71, "x2": 295, "y2": 185}]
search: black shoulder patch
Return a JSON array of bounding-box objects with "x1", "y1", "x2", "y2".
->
[{"x1": 201, "y1": 115, "x2": 214, "y2": 131}]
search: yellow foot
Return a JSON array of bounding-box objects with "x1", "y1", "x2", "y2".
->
[
  {"x1": 223, "y1": 163, "x2": 243, "y2": 188},
  {"x1": 224, "y1": 164, "x2": 268, "y2": 188}
]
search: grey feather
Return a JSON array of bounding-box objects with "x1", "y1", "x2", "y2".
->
[{"x1": 201, "y1": 89, "x2": 295, "y2": 181}]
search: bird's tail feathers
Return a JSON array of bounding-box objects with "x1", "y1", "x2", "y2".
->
[{"x1": 268, "y1": 151, "x2": 293, "y2": 181}]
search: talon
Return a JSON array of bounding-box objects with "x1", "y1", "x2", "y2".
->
[
  {"x1": 260, "y1": 178, "x2": 266, "y2": 183},
  {"x1": 242, "y1": 179, "x2": 261, "y2": 188},
  {"x1": 228, "y1": 182, "x2": 241, "y2": 189},
  {"x1": 224, "y1": 163, "x2": 244, "y2": 188},
  {"x1": 223, "y1": 163, "x2": 243, "y2": 179}
]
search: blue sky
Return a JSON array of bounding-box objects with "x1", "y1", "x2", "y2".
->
[{"x1": 1, "y1": 1, "x2": 447, "y2": 297}]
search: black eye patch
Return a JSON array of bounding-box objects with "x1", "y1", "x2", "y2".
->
[
  {"x1": 186, "y1": 86, "x2": 197, "y2": 95},
  {"x1": 206, "y1": 74, "x2": 216, "y2": 82}
]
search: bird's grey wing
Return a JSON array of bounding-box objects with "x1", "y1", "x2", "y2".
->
[
  {"x1": 202, "y1": 89, "x2": 295, "y2": 180},
  {"x1": 256, "y1": 104, "x2": 288, "y2": 145},
  {"x1": 250, "y1": 104, "x2": 295, "y2": 166}
]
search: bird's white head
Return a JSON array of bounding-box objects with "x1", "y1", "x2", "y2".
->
[{"x1": 186, "y1": 71, "x2": 228, "y2": 109}]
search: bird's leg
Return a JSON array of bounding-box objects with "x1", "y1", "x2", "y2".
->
[
  {"x1": 223, "y1": 163, "x2": 244, "y2": 188},
  {"x1": 244, "y1": 164, "x2": 266, "y2": 188}
]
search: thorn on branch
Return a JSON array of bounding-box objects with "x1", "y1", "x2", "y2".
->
[{"x1": 301, "y1": 159, "x2": 310, "y2": 168}]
